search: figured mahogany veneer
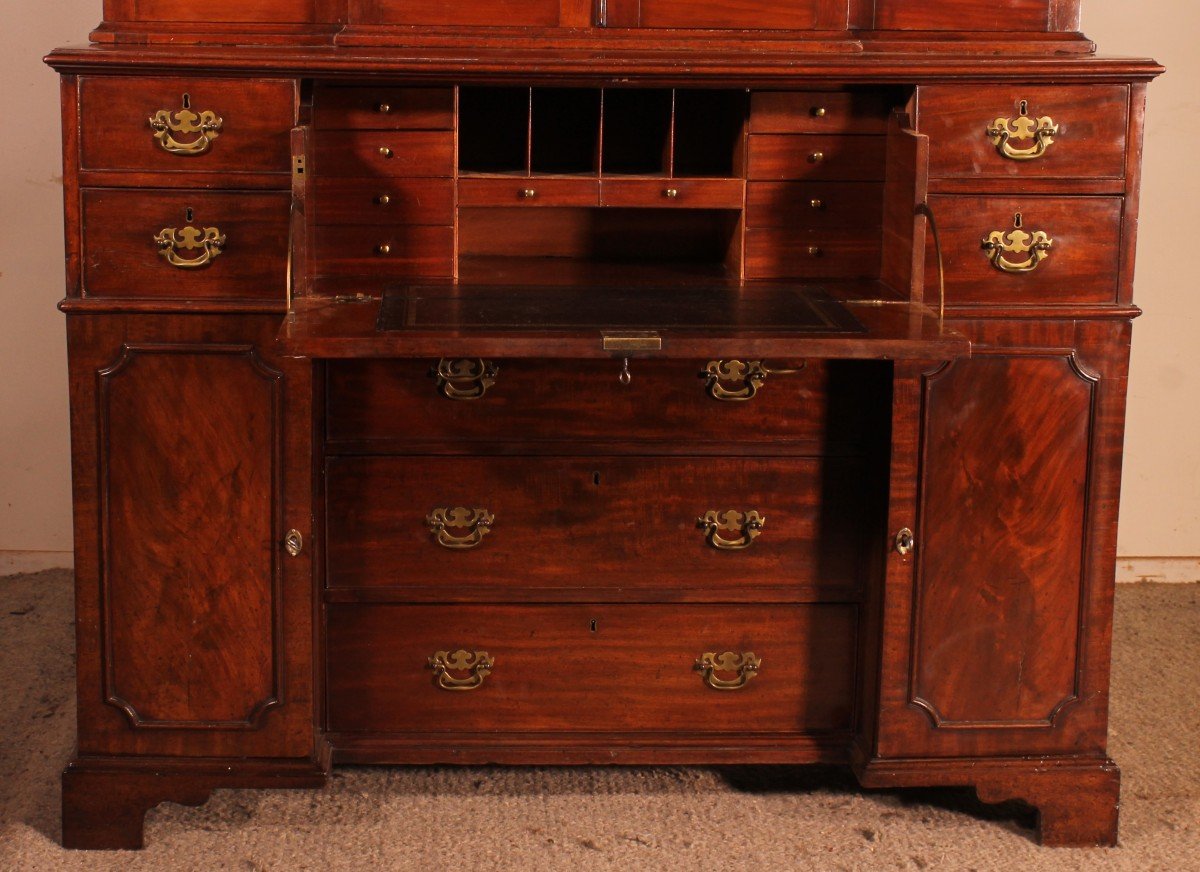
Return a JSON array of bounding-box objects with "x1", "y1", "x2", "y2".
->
[{"x1": 48, "y1": 0, "x2": 1160, "y2": 851}]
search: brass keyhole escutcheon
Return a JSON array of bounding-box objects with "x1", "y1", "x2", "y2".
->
[
  {"x1": 283, "y1": 529, "x2": 303, "y2": 558},
  {"x1": 894, "y1": 527, "x2": 915, "y2": 557}
]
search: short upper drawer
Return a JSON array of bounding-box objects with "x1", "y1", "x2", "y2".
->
[
  {"x1": 746, "y1": 182, "x2": 884, "y2": 229},
  {"x1": 314, "y1": 225, "x2": 454, "y2": 278},
  {"x1": 918, "y1": 85, "x2": 1130, "y2": 180},
  {"x1": 326, "y1": 603, "x2": 858, "y2": 735},
  {"x1": 313, "y1": 86, "x2": 455, "y2": 130},
  {"x1": 600, "y1": 178, "x2": 745, "y2": 209},
  {"x1": 747, "y1": 135, "x2": 887, "y2": 181},
  {"x1": 324, "y1": 455, "x2": 875, "y2": 596},
  {"x1": 79, "y1": 77, "x2": 296, "y2": 175},
  {"x1": 459, "y1": 177, "x2": 601, "y2": 207},
  {"x1": 750, "y1": 92, "x2": 891, "y2": 135},
  {"x1": 325, "y1": 358, "x2": 887, "y2": 450},
  {"x1": 81, "y1": 188, "x2": 290, "y2": 300},
  {"x1": 745, "y1": 228, "x2": 882, "y2": 279},
  {"x1": 925, "y1": 195, "x2": 1122, "y2": 305},
  {"x1": 315, "y1": 131, "x2": 455, "y2": 177},
  {"x1": 314, "y1": 178, "x2": 455, "y2": 225}
]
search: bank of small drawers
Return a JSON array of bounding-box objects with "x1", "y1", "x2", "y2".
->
[
  {"x1": 75, "y1": 75, "x2": 297, "y2": 302},
  {"x1": 312, "y1": 85, "x2": 455, "y2": 279},
  {"x1": 743, "y1": 91, "x2": 887, "y2": 280},
  {"x1": 916, "y1": 84, "x2": 1131, "y2": 306}
]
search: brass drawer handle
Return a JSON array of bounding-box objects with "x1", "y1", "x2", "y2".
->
[
  {"x1": 433, "y1": 358, "x2": 498, "y2": 400},
  {"x1": 428, "y1": 649, "x2": 494, "y2": 691},
  {"x1": 981, "y1": 212, "x2": 1053, "y2": 274},
  {"x1": 695, "y1": 651, "x2": 761, "y2": 691},
  {"x1": 698, "y1": 510, "x2": 765, "y2": 550},
  {"x1": 701, "y1": 360, "x2": 804, "y2": 402},
  {"x1": 149, "y1": 95, "x2": 222, "y2": 157},
  {"x1": 426, "y1": 507, "x2": 494, "y2": 549},
  {"x1": 154, "y1": 224, "x2": 226, "y2": 269},
  {"x1": 986, "y1": 101, "x2": 1059, "y2": 162}
]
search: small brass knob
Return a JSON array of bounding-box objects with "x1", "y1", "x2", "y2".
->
[
  {"x1": 811, "y1": 106, "x2": 827, "y2": 118},
  {"x1": 379, "y1": 146, "x2": 394, "y2": 158},
  {"x1": 664, "y1": 188, "x2": 680, "y2": 199},
  {"x1": 375, "y1": 194, "x2": 391, "y2": 206},
  {"x1": 810, "y1": 199, "x2": 824, "y2": 210},
  {"x1": 377, "y1": 103, "x2": 392, "y2": 114},
  {"x1": 376, "y1": 243, "x2": 392, "y2": 255},
  {"x1": 809, "y1": 151, "x2": 825, "y2": 163},
  {"x1": 520, "y1": 188, "x2": 537, "y2": 199},
  {"x1": 807, "y1": 246, "x2": 823, "y2": 257}
]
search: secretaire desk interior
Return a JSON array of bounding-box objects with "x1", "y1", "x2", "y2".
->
[{"x1": 45, "y1": 0, "x2": 1162, "y2": 850}]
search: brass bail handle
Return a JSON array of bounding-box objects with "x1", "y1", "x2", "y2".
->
[
  {"x1": 986, "y1": 99, "x2": 1059, "y2": 162},
  {"x1": 432, "y1": 358, "x2": 498, "y2": 400},
  {"x1": 981, "y1": 211, "x2": 1054, "y2": 274},
  {"x1": 426, "y1": 507, "x2": 494, "y2": 549},
  {"x1": 428, "y1": 650, "x2": 494, "y2": 691},
  {"x1": 695, "y1": 652, "x2": 761, "y2": 691},
  {"x1": 701, "y1": 360, "x2": 805, "y2": 402},
  {"x1": 698, "y1": 510, "x2": 766, "y2": 550},
  {"x1": 149, "y1": 93, "x2": 223, "y2": 157},
  {"x1": 154, "y1": 207, "x2": 226, "y2": 270}
]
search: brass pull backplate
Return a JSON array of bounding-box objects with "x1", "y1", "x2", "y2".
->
[
  {"x1": 698, "y1": 510, "x2": 765, "y2": 550},
  {"x1": 696, "y1": 652, "x2": 761, "y2": 691},
  {"x1": 154, "y1": 225, "x2": 226, "y2": 269},
  {"x1": 981, "y1": 212, "x2": 1053, "y2": 274},
  {"x1": 702, "y1": 360, "x2": 803, "y2": 402},
  {"x1": 986, "y1": 101, "x2": 1059, "y2": 161},
  {"x1": 428, "y1": 649, "x2": 494, "y2": 691},
  {"x1": 433, "y1": 358, "x2": 498, "y2": 400},
  {"x1": 149, "y1": 97, "x2": 223, "y2": 157},
  {"x1": 427, "y1": 507, "x2": 494, "y2": 549}
]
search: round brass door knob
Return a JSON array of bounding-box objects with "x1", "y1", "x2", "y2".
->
[
  {"x1": 376, "y1": 243, "x2": 392, "y2": 255},
  {"x1": 375, "y1": 194, "x2": 391, "y2": 206},
  {"x1": 664, "y1": 188, "x2": 680, "y2": 199},
  {"x1": 377, "y1": 103, "x2": 392, "y2": 114},
  {"x1": 379, "y1": 146, "x2": 394, "y2": 158},
  {"x1": 809, "y1": 151, "x2": 825, "y2": 163},
  {"x1": 520, "y1": 189, "x2": 537, "y2": 199},
  {"x1": 807, "y1": 246, "x2": 823, "y2": 257},
  {"x1": 811, "y1": 106, "x2": 827, "y2": 117},
  {"x1": 810, "y1": 199, "x2": 824, "y2": 210}
]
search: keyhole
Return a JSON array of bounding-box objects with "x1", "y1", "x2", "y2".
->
[
  {"x1": 185, "y1": 207, "x2": 194, "y2": 223},
  {"x1": 592, "y1": 472, "x2": 601, "y2": 486},
  {"x1": 1013, "y1": 211, "x2": 1023, "y2": 229},
  {"x1": 182, "y1": 93, "x2": 191, "y2": 110},
  {"x1": 590, "y1": 619, "x2": 598, "y2": 633},
  {"x1": 1018, "y1": 99, "x2": 1029, "y2": 116}
]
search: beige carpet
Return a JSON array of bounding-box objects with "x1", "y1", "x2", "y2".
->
[{"x1": 1, "y1": 570, "x2": 1197, "y2": 871}]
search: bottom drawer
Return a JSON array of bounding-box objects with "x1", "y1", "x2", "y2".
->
[{"x1": 326, "y1": 603, "x2": 858, "y2": 734}]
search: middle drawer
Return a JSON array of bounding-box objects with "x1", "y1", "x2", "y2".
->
[{"x1": 324, "y1": 455, "x2": 875, "y2": 597}]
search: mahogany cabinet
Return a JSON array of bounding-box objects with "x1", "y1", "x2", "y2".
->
[{"x1": 47, "y1": 0, "x2": 1160, "y2": 851}]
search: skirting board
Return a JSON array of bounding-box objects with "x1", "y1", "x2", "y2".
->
[
  {"x1": 0, "y1": 551, "x2": 1197, "y2": 582},
  {"x1": 0, "y1": 551, "x2": 74, "y2": 575},
  {"x1": 1115, "y1": 557, "x2": 1200, "y2": 584}
]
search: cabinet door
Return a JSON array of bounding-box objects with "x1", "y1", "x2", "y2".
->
[
  {"x1": 67, "y1": 314, "x2": 315, "y2": 759},
  {"x1": 872, "y1": 321, "x2": 1129, "y2": 758}
]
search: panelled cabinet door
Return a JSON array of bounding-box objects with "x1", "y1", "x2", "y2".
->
[
  {"x1": 874, "y1": 323, "x2": 1129, "y2": 759},
  {"x1": 67, "y1": 314, "x2": 315, "y2": 759}
]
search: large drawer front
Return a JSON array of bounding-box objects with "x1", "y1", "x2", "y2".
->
[
  {"x1": 919, "y1": 85, "x2": 1129, "y2": 180},
  {"x1": 926, "y1": 195, "x2": 1122, "y2": 305},
  {"x1": 326, "y1": 603, "x2": 858, "y2": 734},
  {"x1": 81, "y1": 189, "x2": 290, "y2": 300},
  {"x1": 325, "y1": 455, "x2": 875, "y2": 597},
  {"x1": 79, "y1": 77, "x2": 296, "y2": 176},
  {"x1": 325, "y1": 359, "x2": 887, "y2": 450}
]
